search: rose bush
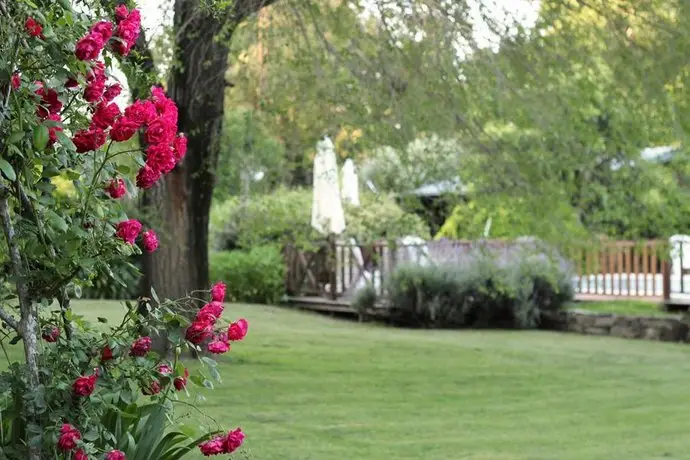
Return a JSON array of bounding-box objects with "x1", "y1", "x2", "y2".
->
[{"x1": 0, "y1": 1, "x2": 248, "y2": 459}]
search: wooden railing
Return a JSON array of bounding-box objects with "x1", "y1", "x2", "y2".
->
[
  {"x1": 285, "y1": 239, "x2": 675, "y2": 302},
  {"x1": 568, "y1": 240, "x2": 670, "y2": 300}
]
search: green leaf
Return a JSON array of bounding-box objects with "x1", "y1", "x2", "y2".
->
[
  {"x1": 33, "y1": 125, "x2": 49, "y2": 151},
  {"x1": 200, "y1": 357, "x2": 217, "y2": 368},
  {"x1": 8, "y1": 131, "x2": 24, "y2": 144},
  {"x1": 9, "y1": 336, "x2": 21, "y2": 345},
  {"x1": 150, "y1": 287, "x2": 160, "y2": 303},
  {"x1": 56, "y1": 131, "x2": 76, "y2": 151},
  {"x1": 97, "y1": 317, "x2": 108, "y2": 323},
  {"x1": 45, "y1": 210, "x2": 68, "y2": 232},
  {"x1": 0, "y1": 159, "x2": 16, "y2": 181}
]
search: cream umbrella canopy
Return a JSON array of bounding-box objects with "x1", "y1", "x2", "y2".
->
[
  {"x1": 311, "y1": 136, "x2": 346, "y2": 235},
  {"x1": 341, "y1": 158, "x2": 360, "y2": 206}
]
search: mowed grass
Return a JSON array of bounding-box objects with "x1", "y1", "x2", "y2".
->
[
  {"x1": 568, "y1": 300, "x2": 672, "y2": 316},
  {"x1": 5, "y1": 300, "x2": 690, "y2": 459}
]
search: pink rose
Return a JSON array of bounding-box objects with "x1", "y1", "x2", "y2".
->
[
  {"x1": 129, "y1": 336, "x2": 152, "y2": 357},
  {"x1": 90, "y1": 21, "x2": 113, "y2": 41},
  {"x1": 114, "y1": 4, "x2": 129, "y2": 22},
  {"x1": 115, "y1": 219, "x2": 142, "y2": 245},
  {"x1": 199, "y1": 436, "x2": 225, "y2": 456},
  {"x1": 92, "y1": 102, "x2": 121, "y2": 129},
  {"x1": 35, "y1": 85, "x2": 62, "y2": 119},
  {"x1": 227, "y1": 319, "x2": 248, "y2": 341},
  {"x1": 136, "y1": 163, "x2": 161, "y2": 189},
  {"x1": 65, "y1": 77, "x2": 80, "y2": 89},
  {"x1": 210, "y1": 282, "x2": 226, "y2": 303},
  {"x1": 104, "y1": 83, "x2": 122, "y2": 102},
  {"x1": 73, "y1": 374, "x2": 97, "y2": 397},
  {"x1": 75, "y1": 32, "x2": 105, "y2": 61},
  {"x1": 75, "y1": 449, "x2": 88, "y2": 460},
  {"x1": 57, "y1": 424, "x2": 81, "y2": 451},
  {"x1": 41, "y1": 325, "x2": 60, "y2": 342},
  {"x1": 158, "y1": 364, "x2": 172, "y2": 375},
  {"x1": 141, "y1": 229, "x2": 159, "y2": 253},
  {"x1": 106, "y1": 178, "x2": 126, "y2": 199},
  {"x1": 197, "y1": 301, "x2": 223, "y2": 321},
  {"x1": 47, "y1": 113, "x2": 63, "y2": 148},
  {"x1": 185, "y1": 321, "x2": 213, "y2": 345},
  {"x1": 105, "y1": 450, "x2": 126, "y2": 460},
  {"x1": 223, "y1": 428, "x2": 245, "y2": 454},
  {"x1": 110, "y1": 117, "x2": 139, "y2": 142},
  {"x1": 146, "y1": 143, "x2": 176, "y2": 174},
  {"x1": 173, "y1": 134, "x2": 187, "y2": 162},
  {"x1": 207, "y1": 339, "x2": 229, "y2": 355}
]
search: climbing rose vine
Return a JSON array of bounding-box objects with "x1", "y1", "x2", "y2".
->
[{"x1": 0, "y1": 2, "x2": 246, "y2": 459}]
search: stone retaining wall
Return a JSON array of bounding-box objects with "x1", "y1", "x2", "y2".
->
[{"x1": 551, "y1": 309, "x2": 690, "y2": 343}]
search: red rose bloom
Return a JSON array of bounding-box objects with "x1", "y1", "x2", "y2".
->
[
  {"x1": 145, "y1": 118, "x2": 175, "y2": 145},
  {"x1": 92, "y1": 102, "x2": 121, "y2": 129},
  {"x1": 142, "y1": 380, "x2": 161, "y2": 396},
  {"x1": 11, "y1": 73, "x2": 20, "y2": 90},
  {"x1": 57, "y1": 424, "x2": 81, "y2": 451},
  {"x1": 84, "y1": 79, "x2": 106, "y2": 103},
  {"x1": 210, "y1": 282, "x2": 226, "y2": 303},
  {"x1": 173, "y1": 368, "x2": 189, "y2": 391},
  {"x1": 172, "y1": 134, "x2": 187, "y2": 162},
  {"x1": 136, "y1": 163, "x2": 161, "y2": 189},
  {"x1": 105, "y1": 449, "x2": 125, "y2": 460},
  {"x1": 75, "y1": 449, "x2": 88, "y2": 460},
  {"x1": 73, "y1": 374, "x2": 97, "y2": 397},
  {"x1": 207, "y1": 339, "x2": 230, "y2": 355},
  {"x1": 36, "y1": 86, "x2": 62, "y2": 119},
  {"x1": 47, "y1": 113, "x2": 63, "y2": 148},
  {"x1": 224, "y1": 428, "x2": 245, "y2": 454},
  {"x1": 116, "y1": 219, "x2": 142, "y2": 245},
  {"x1": 90, "y1": 21, "x2": 113, "y2": 41},
  {"x1": 115, "y1": 4, "x2": 129, "y2": 21},
  {"x1": 87, "y1": 61, "x2": 106, "y2": 82},
  {"x1": 113, "y1": 10, "x2": 141, "y2": 56},
  {"x1": 185, "y1": 321, "x2": 214, "y2": 345},
  {"x1": 124, "y1": 100, "x2": 157, "y2": 127},
  {"x1": 141, "y1": 229, "x2": 159, "y2": 253},
  {"x1": 110, "y1": 117, "x2": 139, "y2": 142},
  {"x1": 228, "y1": 319, "x2": 248, "y2": 342},
  {"x1": 199, "y1": 436, "x2": 225, "y2": 456},
  {"x1": 104, "y1": 83, "x2": 122, "y2": 102},
  {"x1": 197, "y1": 301, "x2": 224, "y2": 321},
  {"x1": 106, "y1": 178, "x2": 126, "y2": 199},
  {"x1": 72, "y1": 127, "x2": 106, "y2": 153},
  {"x1": 25, "y1": 17, "x2": 43, "y2": 38},
  {"x1": 146, "y1": 143, "x2": 176, "y2": 174},
  {"x1": 75, "y1": 32, "x2": 105, "y2": 61},
  {"x1": 158, "y1": 364, "x2": 172, "y2": 375},
  {"x1": 129, "y1": 336, "x2": 151, "y2": 357},
  {"x1": 41, "y1": 325, "x2": 60, "y2": 342},
  {"x1": 101, "y1": 345, "x2": 114, "y2": 362}
]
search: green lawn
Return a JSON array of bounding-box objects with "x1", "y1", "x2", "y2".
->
[
  {"x1": 5, "y1": 301, "x2": 690, "y2": 459},
  {"x1": 568, "y1": 300, "x2": 672, "y2": 316}
]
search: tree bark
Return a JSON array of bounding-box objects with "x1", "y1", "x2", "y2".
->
[{"x1": 141, "y1": 0, "x2": 278, "y2": 300}]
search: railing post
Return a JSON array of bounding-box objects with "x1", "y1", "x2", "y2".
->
[{"x1": 329, "y1": 237, "x2": 338, "y2": 300}]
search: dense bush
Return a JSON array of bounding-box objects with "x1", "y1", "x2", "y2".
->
[
  {"x1": 209, "y1": 188, "x2": 429, "y2": 250},
  {"x1": 210, "y1": 246, "x2": 286, "y2": 304},
  {"x1": 382, "y1": 248, "x2": 573, "y2": 329}
]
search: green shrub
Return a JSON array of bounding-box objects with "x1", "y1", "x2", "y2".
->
[
  {"x1": 209, "y1": 246, "x2": 285, "y2": 304},
  {"x1": 81, "y1": 258, "x2": 142, "y2": 300},
  {"x1": 352, "y1": 284, "x2": 378, "y2": 314},
  {"x1": 385, "y1": 249, "x2": 573, "y2": 329},
  {"x1": 209, "y1": 188, "x2": 429, "y2": 250}
]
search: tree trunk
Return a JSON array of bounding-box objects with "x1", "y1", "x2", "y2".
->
[
  {"x1": 140, "y1": 0, "x2": 279, "y2": 300},
  {"x1": 141, "y1": 1, "x2": 228, "y2": 299}
]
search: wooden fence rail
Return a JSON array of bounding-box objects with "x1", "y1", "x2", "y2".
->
[{"x1": 285, "y1": 239, "x2": 676, "y2": 303}]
